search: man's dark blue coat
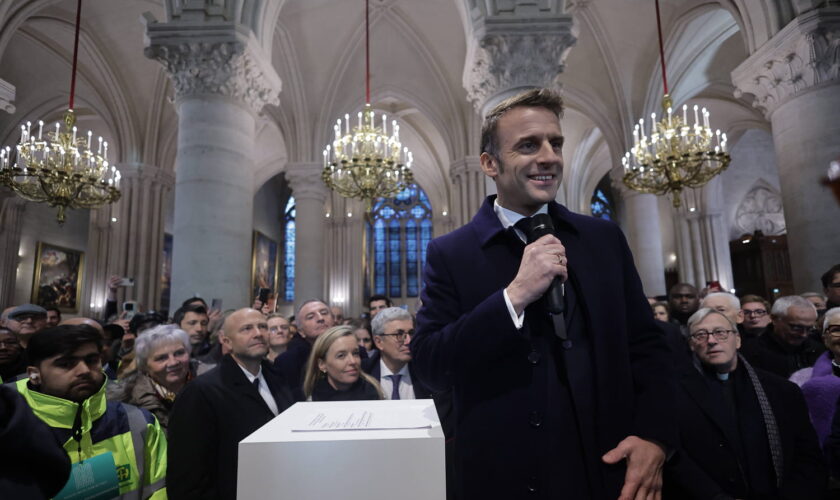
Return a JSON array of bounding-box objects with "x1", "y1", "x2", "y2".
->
[{"x1": 412, "y1": 196, "x2": 677, "y2": 499}]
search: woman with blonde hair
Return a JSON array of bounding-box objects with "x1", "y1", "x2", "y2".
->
[{"x1": 303, "y1": 325, "x2": 382, "y2": 401}]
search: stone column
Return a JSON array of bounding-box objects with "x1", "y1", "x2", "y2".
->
[
  {"x1": 0, "y1": 194, "x2": 25, "y2": 307},
  {"x1": 671, "y1": 179, "x2": 735, "y2": 291},
  {"x1": 285, "y1": 162, "x2": 329, "y2": 310},
  {"x1": 0, "y1": 81, "x2": 19, "y2": 306},
  {"x1": 145, "y1": 21, "x2": 281, "y2": 310},
  {"x1": 732, "y1": 8, "x2": 840, "y2": 291},
  {"x1": 449, "y1": 156, "x2": 484, "y2": 227},
  {"x1": 463, "y1": 9, "x2": 577, "y2": 116},
  {"x1": 620, "y1": 190, "x2": 666, "y2": 296}
]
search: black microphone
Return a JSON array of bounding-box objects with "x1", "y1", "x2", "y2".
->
[{"x1": 527, "y1": 213, "x2": 565, "y2": 314}]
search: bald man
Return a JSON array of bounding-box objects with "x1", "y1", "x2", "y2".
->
[{"x1": 167, "y1": 308, "x2": 294, "y2": 500}]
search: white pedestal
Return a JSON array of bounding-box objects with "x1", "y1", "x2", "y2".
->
[{"x1": 237, "y1": 399, "x2": 445, "y2": 500}]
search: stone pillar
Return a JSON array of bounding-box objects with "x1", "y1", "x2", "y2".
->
[
  {"x1": 732, "y1": 8, "x2": 840, "y2": 291},
  {"x1": 463, "y1": 7, "x2": 577, "y2": 116},
  {"x1": 285, "y1": 162, "x2": 329, "y2": 310},
  {"x1": 145, "y1": 21, "x2": 281, "y2": 310},
  {"x1": 620, "y1": 191, "x2": 666, "y2": 296},
  {"x1": 0, "y1": 194, "x2": 25, "y2": 307},
  {"x1": 449, "y1": 156, "x2": 484, "y2": 227},
  {"x1": 671, "y1": 179, "x2": 735, "y2": 291}
]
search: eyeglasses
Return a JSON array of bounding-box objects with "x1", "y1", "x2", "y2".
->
[
  {"x1": 825, "y1": 326, "x2": 840, "y2": 337},
  {"x1": 827, "y1": 283, "x2": 840, "y2": 289},
  {"x1": 743, "y1": 309, "x2": 767, "y2": 318},
  {"x1": 380, "y1": 329, "x2": 414, "y2": 342},
  {"x1": 786, "y1": 323, "x2": 817, "y2": 335},
  {"x1": 268, "y1": 326, "x2": 288, "y2": 333},
  {"x1": 689, "y1": 328, "x2": 736, "y2": 343}
]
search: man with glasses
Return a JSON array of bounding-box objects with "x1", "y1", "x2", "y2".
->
[
  {"x1": 823, "y1": 264, "x2": 840, "y2": 310},
  {"x1": 5, "y1": 304, "x2": 48, "y2": 348},
  {"x1": 665, "y1": 307, "x2": 825, "y2": 499},
  {"x1": 365, "y1": 307, "x2": 430, "y2": 400},
  {"x1": 740, "y1": 295, "x2": 772, "y2": 337},
  {"x1": 741, "y1": 296, "x2": 825, "y2": 378}
]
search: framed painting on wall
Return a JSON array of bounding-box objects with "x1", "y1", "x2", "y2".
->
[
  {"x1": 31, "y1": 242, "x2": 84, "y2": 313},
  {"x1": 251, "y1": 230, "x2": 279, "y2": 304}
]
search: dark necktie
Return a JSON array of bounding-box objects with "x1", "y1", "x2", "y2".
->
[
  {"x1": 512, "y1": 215, "x2": 567, "y2": 340},
  {"x1": 388, "y1": 374, "x2": 402, "y2": 400},
  {"x1": 513, "y1": 217, "x2": 531, "y2": 244},
  {"x1": 253, "y1": 377, "x2": 260, "y2": 391}
]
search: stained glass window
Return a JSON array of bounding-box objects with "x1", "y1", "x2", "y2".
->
[
  {"x1": 368, "y1": 183, "x2": 433, "y2": 298},
  {"x1": 590, "y1": 175, "x2": 616, "y2": 221},
  {"x1": 283, "y1": 196, "x2": 296, "y2": 302}
]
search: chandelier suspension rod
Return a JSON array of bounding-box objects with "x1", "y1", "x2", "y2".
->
[
  {"x1": 68, "y1": 0, "x2": 83, "y2": 111},
  {"x1": 654, "y1": 0, "x2": 669, "y2": 96},
  {"x1": 365, "y1": 0, "x2": 370, "y2": 105}
]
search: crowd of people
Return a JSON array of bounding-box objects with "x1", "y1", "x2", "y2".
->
[
  {"x1": 2, "y1": 265, "x2": 839, "y2": 499},
  {"x1": 0, "y1": 285, "x2": 431, "y2": 499}
]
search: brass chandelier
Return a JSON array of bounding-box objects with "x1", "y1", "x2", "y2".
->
[
  {"x1": 321, "y1": 0, "x2": 413, "y2": 213},
  {"x1": 621, "y1": 0, "x2": 730, "y2": 208},
  {"x1": 0, "y1": 0, "x2": 120, "y2": 224}
]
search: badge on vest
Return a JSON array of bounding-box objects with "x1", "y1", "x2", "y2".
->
[{"x1": 54, "y1": 451, "x2": 120, "y2": 500}]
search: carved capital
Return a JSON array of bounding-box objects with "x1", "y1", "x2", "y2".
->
[
  {"x1": 0, "y1": 78, "x2": 15, "y2": 114},
  {"x1": 732, "y1": 8, "x2": 840, "y2": 118},
  {"x1": 463, "y1": 11, "x2": 576, "y2": 114},
  {"x1": 144, "y1": 17, "x2": 281, "y2": 114},
  {"x1": 285, "y1": 162, "x2": 329, "y2": 203}
]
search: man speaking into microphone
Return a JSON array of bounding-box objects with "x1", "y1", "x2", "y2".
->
[{"x1": 413, "y1": 88, "x2": 675, "y2": 500}]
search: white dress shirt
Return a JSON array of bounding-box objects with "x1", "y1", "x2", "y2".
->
[
  {"x1": 494, "y1": 199, "x2": 559, "y2": 330},
  {"x1": 237, "y1": 363, "x2": 280, "y2": 416},
  {"x1": 379, "y1": 360, "x2": 414, "y2": 400}
]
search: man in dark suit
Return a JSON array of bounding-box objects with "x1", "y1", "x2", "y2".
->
[
  {"x1": 167, "y1": 308, "x2": 294, "y2": 500},
  {"x1": 363, "y1": 307, "x2": 431, "y2": 399},
  {"x1": 273, "y1": 299, "x2": 334, "y2": 399},
  {"x1": 412, "y1": 88, "x2": 675, "y2": 499},
  {"x1": 665, "y1": 307, "x2": 826, "y2": 499}
]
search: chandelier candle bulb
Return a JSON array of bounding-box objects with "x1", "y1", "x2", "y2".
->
[
  {"x1": 38, "y1": 120, "x2": 43, "y2": 140},
  {"x1": 382, "y1": 114, "x2": 387, "y2": 134},
  {"x1": 703, "y1": 109, "x2": 709, "y2": 130},
  {"x1": 345, "y1": 114, "x2": 350, "y2": 135},
  {"x1": 667, "y1": 107, "x2": 672, "y2": 128},
  {"x1": 693, "y1": 105, "x2": 699, "y2": 127}
]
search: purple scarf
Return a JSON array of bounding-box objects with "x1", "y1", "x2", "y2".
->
[{"x1": 801, "y1": 352, "x2": 840, "y2": 445}]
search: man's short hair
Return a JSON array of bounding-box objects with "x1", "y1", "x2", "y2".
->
[
  {"x1": 770, "y1": 295, "x2": 817, "y2": 318},
  {"x1": 173, "y1": 304, "x2": 208, "y2": 326},
  {"x1": 821, "y1": 264, "x2": 840, "y2": 288},
  {"x1": 45, "y1": 306, "x2": 61, "y2": 316},
  {"x1": 27, "y1": 325, "x2": 103, "y2": 366},
  {"x1": 740, "y1": 294, "x2": 770, "y2": 310},
  {"x1": 181, "y1": 296, "x2": 208, "y2": 309},
  {"x1": 295, "y1": 299, "x2": 329, "y2": 319},
  {"x1": 134, "y1": 324, "x2": 191, "y2": 372},
  {"x1": 128, "y1": 311, "x2": 167, "y2": 334},
  {"x1": 801, "y1": 292, "x2": 827, "y2": 301},
  {"x1": 669, "y1": 282, "x2": 698, "y2": 298},
  {"x1": 371, "y1": 307, "x2": 413, "y2": 336},
  {"x1": 824, "y1": 307, "x2": 840, "y2": 332},
  {"x1": 702, "y1": 292, "x2": 740, "y2": 311},
  {"x1": 367, "y1": 294, "x2": 392, "y2": 308},
  {"x1": 480, "y1": 88, "x2": 564, "y2": 160},
  {"x1": 687, "y1": 307, "x2": 738, "y2": 333}
]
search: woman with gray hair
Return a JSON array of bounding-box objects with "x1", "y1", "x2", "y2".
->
[{"x1": 116, "y1": 323, "x2": 195, "y2": 432}]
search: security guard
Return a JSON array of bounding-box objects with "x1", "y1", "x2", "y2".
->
[{"x1": 16, "y1": 324, "x2": 167, "y2": 499}]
